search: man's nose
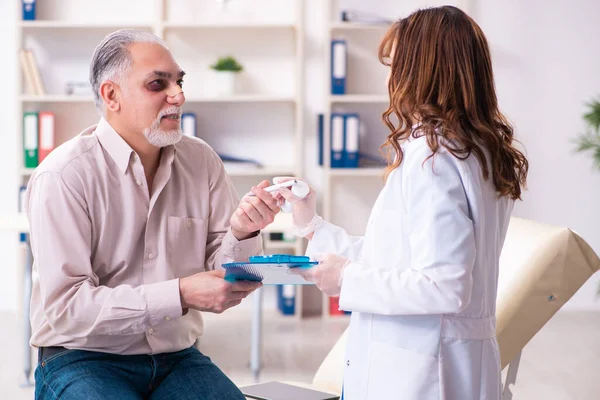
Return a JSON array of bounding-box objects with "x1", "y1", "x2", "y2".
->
[{"x1": 166, "y1": 88, "x2": 185, "y2": 106}]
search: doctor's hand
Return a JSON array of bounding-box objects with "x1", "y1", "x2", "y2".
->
[
  {"x1": 274, "y1": 176, "x2": 322, "y2": 238},
  {"x1": 230, "y1": 180, "x2": 280, "y2": 240},
  {"x1": 291, "y1": 254, "x2": 350, "y2": 297}
]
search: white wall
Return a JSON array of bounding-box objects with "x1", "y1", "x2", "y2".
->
[
  {"x1": 472, "y1": 0, "x2": 600, "y2": 309},
  {"x1": 0, "y1": 0, "x2": 599, "y2": 311},
  {"x1": 0, "y1": 0, "x2": 21, "y2": 312}
]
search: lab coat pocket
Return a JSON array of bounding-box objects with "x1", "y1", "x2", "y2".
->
[
  {"x1": 167, "y1": 216, "x2": 208, "y2": 275},
  {"x1": 367, "y1": 342, "x2": 439, "y2": 400}
]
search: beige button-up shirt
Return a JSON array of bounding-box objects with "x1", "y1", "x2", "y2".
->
[{"x1": 25, "y1": 118, "x2": 262, "y2": 355}]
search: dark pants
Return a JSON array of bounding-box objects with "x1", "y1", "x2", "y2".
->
[{"x1": 34, "y1": 346, "x2": 245, "y2": 400}]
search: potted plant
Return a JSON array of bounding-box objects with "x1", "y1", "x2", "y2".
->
[{"x1": 210, "y1": 55, "x2": 243, "y2": 96}]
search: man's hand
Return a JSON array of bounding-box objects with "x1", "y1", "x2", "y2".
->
[
  {"x1": 179, "y1": 270, "x2": 262, "y2": 314},
  {"x1": 230, "y1": 180, "x2": 280, "y2": 240}
]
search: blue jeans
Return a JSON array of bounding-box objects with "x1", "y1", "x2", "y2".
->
[{"x1": 34, "y1": 346, "x2": 245, "y2": 400}]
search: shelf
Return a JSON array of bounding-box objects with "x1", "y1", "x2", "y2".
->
[
  {"x1": 328, "y1": 168, "x2": 383, "y2": 177},
  {"x1": 224, "y1": 165, "x2": 296, "y2": 177},
  {"x1": 20, "y1": 168, "x2": 34, "y2": 177},
  {"x1": 163, "y1": 22, "x2": 297, "y2": 30},
  {"x1": 20, "y1": 95, "x2": 295, "y2": 104},
  {"x1": 20, "y1": 95, "x2": 93, "y2": 103},
  {"x1": 19, "y1": 21, "x2": 153, "y2": 30},
  {"x1": 264, "y1": 241, "x2": 297, "y2": 250},
  {"x1": 186, "y1": 95, "x2": 296, "y2": 103},
  {"x1": 330, "y1": 22, "x2": 391, "y2": 31},
  {"x1": 330, "y1": 94, "x2": 388, "y2": 104},
  {"x1": 21, "y1": 165, "x2": 295, "y2": 178}
]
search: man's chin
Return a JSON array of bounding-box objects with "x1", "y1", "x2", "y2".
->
[{"x1": 143, "y1": 129, "x2": 183, "y2": 148}]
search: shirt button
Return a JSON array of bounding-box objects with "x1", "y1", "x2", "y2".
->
[
  {"x1": 148, "y1": 328, "x2": 154, "y2": 335},
  {"x1": 346, "y1": 360, "x2": 350, "y2": 366},
  {"x1": 148, "y1": 253, "x2": 155, "y2": 260},
  {"x1": 234, "y1": 247, "x2": 241, "y2": 253},
  {"x1": 136, "y1": 179, "x2": 143, "y2": 186},
  {"x1": 165, "y1": 316, "x2": 171, "y2": 321}
]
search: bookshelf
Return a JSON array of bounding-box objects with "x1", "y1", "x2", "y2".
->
[
  {"x1": 15, "y1": 0, "x2": 312, "y2": 319},
  {"x1": 319, "y1": 0, "x2": 470, "y2": 318}
]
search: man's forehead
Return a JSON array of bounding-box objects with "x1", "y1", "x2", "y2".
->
[{"x1": 128, "y1": 42, "x2": 182, "y2": 76}]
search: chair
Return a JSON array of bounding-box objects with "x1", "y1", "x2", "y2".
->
[{"x1": 302, "y1": 217, "x2": 600, "y2": 399}]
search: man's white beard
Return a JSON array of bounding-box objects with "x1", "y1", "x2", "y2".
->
[{"x1": 143, "y1": 107, "x2": 183, "y2": 148}]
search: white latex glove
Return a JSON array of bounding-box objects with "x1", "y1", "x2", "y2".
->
[
  {"x1": 291, "y1": 253, "x2": 350, "y2": 297},
  {"x1": 273, "y1": 176, "x2": 322, "y2": 237}
]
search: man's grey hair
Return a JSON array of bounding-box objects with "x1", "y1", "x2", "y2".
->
[{"x1": 89, "y1": 29, "x2": 168, "y2": 112}]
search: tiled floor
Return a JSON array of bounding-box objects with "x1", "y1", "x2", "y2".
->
[{"x1": 1, "y1": 292, "x2": 599, "y2": 399}]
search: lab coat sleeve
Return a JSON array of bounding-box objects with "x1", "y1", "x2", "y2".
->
[
  {"x1": 339, "y1": 146, "x2": 476, "y2": 315},
  {"x1": 305, "y1": 220, "x2": 364, "y2": 262}
]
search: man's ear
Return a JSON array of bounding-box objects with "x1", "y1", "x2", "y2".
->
[{"x1": 99, "y1": 81, "x2": 121, "y2": 112}]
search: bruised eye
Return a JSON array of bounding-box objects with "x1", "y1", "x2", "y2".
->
[{"x1": 148, "y1": 80, "x2": 166, "y2": 91}]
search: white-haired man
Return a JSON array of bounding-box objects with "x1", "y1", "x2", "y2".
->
[{"x1": 25, "y1": 29, "x2": 276, "y2": 399}]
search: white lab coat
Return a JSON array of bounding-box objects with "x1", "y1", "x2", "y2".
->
[{"x1": 307, "y1": 136, "x2": 513, "y2": 399}]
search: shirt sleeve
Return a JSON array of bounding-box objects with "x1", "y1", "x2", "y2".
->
[
  {"x1": 339, "y1": 145, "x2": 476, "y2": 315},
  {"x1": 305, "y1": 220, "x2": 364, "y2": 262},
  {"x1": 26, "y1": 171, "x2": 182, "y2": 338},
  {"x1": 202, "y1": 148, "x2": 263, "y2": 271}
]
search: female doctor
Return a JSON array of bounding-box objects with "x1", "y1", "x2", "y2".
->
[{"x1": 277, "y1": 6, "x2": 529, "y2": 400}]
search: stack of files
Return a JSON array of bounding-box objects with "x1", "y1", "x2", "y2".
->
[
  {"x1": 23, "y1": 111, "x2": 55, "y2": 168},
  {"x1": 318, "y1": 113, "x2": 360, "y2": 168}
]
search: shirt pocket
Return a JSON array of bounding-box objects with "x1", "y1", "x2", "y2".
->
[{"x1": 167, "y1": 216, "x2": 208, "y2": 275}]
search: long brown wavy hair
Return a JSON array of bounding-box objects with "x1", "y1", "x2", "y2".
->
[{"x1": 378, "y1": 6, "x2": 528, "y2": 200}]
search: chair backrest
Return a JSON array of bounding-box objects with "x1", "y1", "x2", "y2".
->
[
  {"x1": 496, "y1": 217, "x2": 599, "y2": 367},
  {"x1": 311, "y1": 217, "x2": 600, "y2": 391}
]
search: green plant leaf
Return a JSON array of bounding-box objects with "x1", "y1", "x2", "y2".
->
[
  {"x1": 583, "y1": 99, "x2": 600, "y2": 133},
  {"x1": 210, "y1": 56, "x2": 243, "y2": 72}
]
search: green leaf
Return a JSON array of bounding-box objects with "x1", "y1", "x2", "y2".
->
[
  {"x1": 210, "y1": 56, "x2": 243, "y2": 72},
  {"x1": 583, "y1": 99, "x2": 600, "y2": 133}
]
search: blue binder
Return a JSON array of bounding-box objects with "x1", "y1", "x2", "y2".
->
[
  {"x1": 181, "y1": 112, "x2": 196, "y2": 137},
  {"x1": 223, "y1": 255, "x2": 317, "y2": 285},
  {"x1": 343, "y1": 113, "x2": 360, "y2": 168},
  {"x1": 331, "y1": 40, "x2": 347, "y2": 95},
  {"x1": 330, "y1": 113, "x2": 345, "y2": 168},
  {"x1": 22, "y1": 0, "x2": 36, "y2": 21},
  {"x1": 277, "y1": 285, "x2": 296, "y2": 315},
  {"x1": 318, "y1": 113, "x2": 324, "y2": 166}
]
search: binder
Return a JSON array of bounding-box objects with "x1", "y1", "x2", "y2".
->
[
  {"x1": 343, "y1": 113, "x2": 359, "y2": 168},
  {"x1": 181, "y1": 112, "x2": 196, "y2": 137},
  {"x1": 317, "y1": 113, "x2": 324, "y2": 166},
  {"x1": 330, "y1": 113, "x2": 345, "y2": 168},
  {"x1": 38, "y1": 111, "x2": 55, "y2": 163},
  {"x1": 277, "y1": 285, "x2": 296, "y2": 315},
  {"x1": 23, "y1": 112, "x2": 38, "y2": 168},
  {"x1": 331, "y1": 40, "x2": 347, "y2": 95},
  {"x1": 22, "y1": 0, "x2": 36, "y2": 21}
]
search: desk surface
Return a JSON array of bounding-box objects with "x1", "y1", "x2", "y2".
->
[{"x1": 0, "y1": 213, "x2": 29, "y2": 232}]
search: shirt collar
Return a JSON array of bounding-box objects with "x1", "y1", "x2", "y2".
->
[
  {"x1": 95, "y1": 118, "x2": 135, "y2": 175},
  {"x1": 95, "y1": 118, "x2": 178, "y2": 175}
]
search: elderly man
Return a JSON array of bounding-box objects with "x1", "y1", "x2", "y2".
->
[{"x1": 25, "y1": 29, "x2": 277, "y2": 399}]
